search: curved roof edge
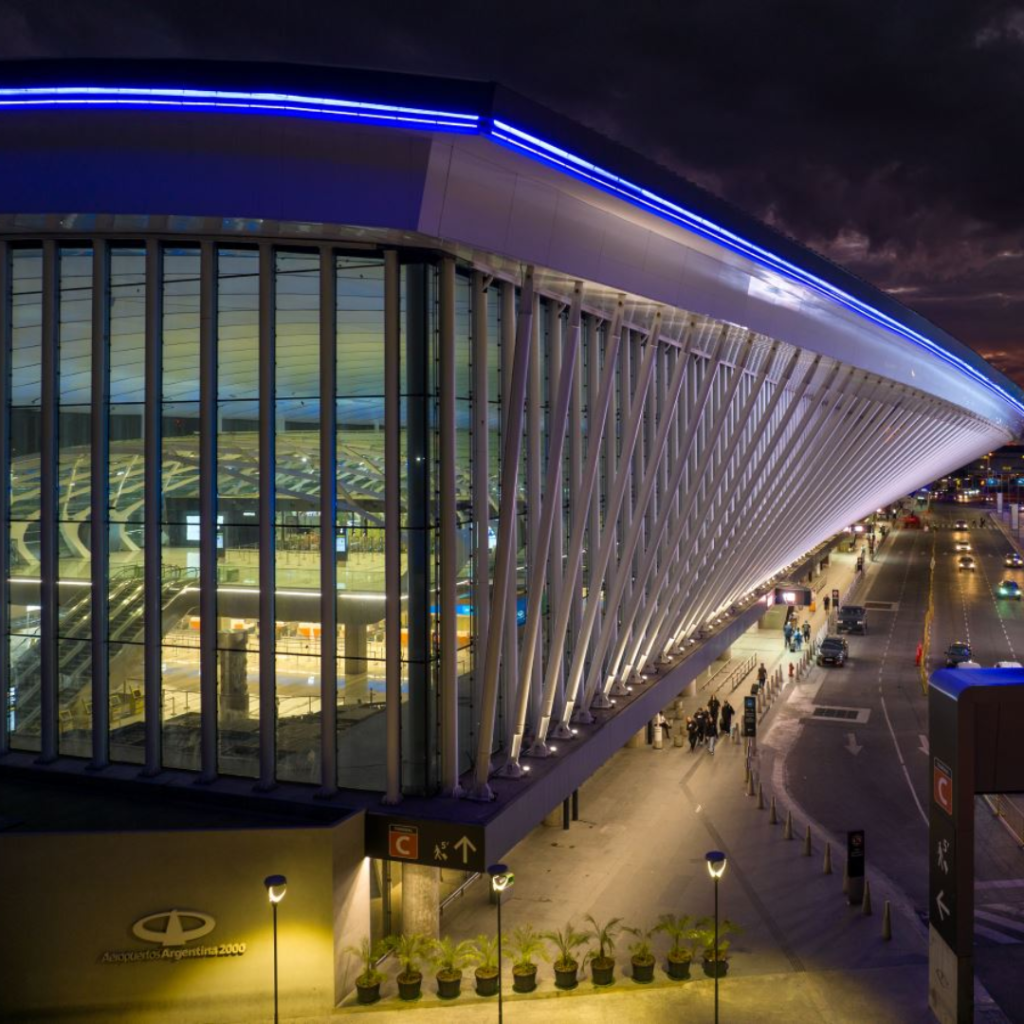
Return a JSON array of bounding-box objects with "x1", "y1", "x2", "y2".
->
[{"x1": 0, "y1": 56, "x2": 1021, "y2": 414}]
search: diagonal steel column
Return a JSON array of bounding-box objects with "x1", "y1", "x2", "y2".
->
[
  {"x1": 0, "y1": 242, "x2": 9, "y2": 757},
  {"x1": 654, "y1": 363, "x2": 851, "y2": 656},
  {"x1": 525, "y1": 291, "x2": 544, "y2": 736},
  {"x1": 520, "y1": 310, "x2": 630, "y2": 748},
  {"x1": 554, "y1": 322, "x2": 662, "y2": 727},
  {"x1": 468, "y1": 268, "x2": 535, "y2": 801},
  {"x1": 499, "y1": 282, "x2": 519, "y2": 753},
  {"x1": 612, "y1": 345, "x2": 796, "y2": 688},
  {"x1": 678, "y1": 379, "x2": 883, "y2": 639},
  {"x1": 584, "y1": 332, "x2": 748, "y2": 711},
  {"x1": 471, "y1": 270, "x2": 490, "y2": 748},
  {"x1": 500, "y1": 286, "x2": 581, "y2": 769}
]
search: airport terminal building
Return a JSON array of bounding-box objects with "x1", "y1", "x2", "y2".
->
[{"x1": 1, "y1": 60, "x2": 1022, "y2": 1021}]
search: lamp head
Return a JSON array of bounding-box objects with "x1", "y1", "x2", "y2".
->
[
  {"x1": 705, "y1": 850, "x2": 727, "y2": 879},
  {"x1": 264, "y1": 874, "x2": 288, "y2": 904},
  {"x1": 487, "y1": 863, "x2": 514, "y2": 893}
]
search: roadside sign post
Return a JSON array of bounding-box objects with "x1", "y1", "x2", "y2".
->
[{"x1": 742, "y1": 696, "x2": 757, "y2": 738}]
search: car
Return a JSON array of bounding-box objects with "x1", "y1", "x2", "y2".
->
[
  {"x1": 945, "y1": 641, "x2": 972, "y2": 667},
  {"x1": 1006, "y1": 553, "x2": 1023, "y2": 568},
  {"x1": 958, "y1": 555, "x2": 976, "y2": 571},
  {"x1": 817, "y1": 636, "x2": 848, "y2": 667},
  {"x1": 955, "y1": 519, "x2": 968, "y2": 530},
  {"x1": 995, "y1": 661, "x2": 1024, "y2": 668},
  {"x1": 998, "y1": 580, "x2": 1022, "y2": 600},
  {"x1": 836, "y1": 605, "x2": 867, "y2": 634},
  {"x1": 954, "y1": 540, "x2": 971, "y2": 552}
]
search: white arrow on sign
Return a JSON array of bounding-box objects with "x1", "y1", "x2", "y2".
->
[
  {"x1": 919, "y1": 734, "x2": 929, "y2": 756},
  {"x1": 845, "y1": 733, "x2": 863, "y2": 756},
  {"x1": 454, "y1": 835, "x2": 477, "y2": 865},
  {"x1": 936, "y1": 890, "x2": 951, "y2": 922}
]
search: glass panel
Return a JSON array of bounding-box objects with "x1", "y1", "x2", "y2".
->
[
  {"x1": 276, "y1": 250, "x2": 321, "y2": 784},
  {"x1": 108, "y1": 539, "x2": 146, "y2": 765},
  {"x1": 336, "y1": 256, "x2": 384, "y2": 399},
  {"x1": 162, "y1": 641, "x2": 201, "y2": 771},
  {"x1": 57, "y1": 637, "x2": 91, "y2": 757},
  {"x1": 163, "y1": 247, "x2": 201, "y2": 403},
  {"x1": 217, "y1": 248, "x2": 259, "y2": 400},
  {"x1": 110, "y1": 247, "x2": 146, "y2": 404}
]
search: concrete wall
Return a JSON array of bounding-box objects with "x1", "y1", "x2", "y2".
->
[{"x1": 0, "y1": 813, "x2": 366, "y2": 1023}]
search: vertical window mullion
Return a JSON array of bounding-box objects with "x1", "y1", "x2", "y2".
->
[
  {"x1": 198, "y1": 241, "x2": 218, "y2": 782},
  {"x1": 258, "y1": 243, "x2": 276, "y2": 790},
  {"x1": 39, "y1": 239, "x2": 59, "y2": 762},
  {"x1": 90, "y1": 239, "x2": 110, "y2": 768},
  {"x1": 319, "y1": 246, "x2": 337, "y2": 795},
  {"x1": 143, "y1": 240, "x2": 162, "y2": 775}
]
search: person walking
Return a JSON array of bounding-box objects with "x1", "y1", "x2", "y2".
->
[
  {"x1": 757, "y1": 663, "x2": 767, "y2": 690},
  {"x1": 823, "y1": 595, "x2": 831, "y2": 614},
  {"x1": 783, "y1": 621, "x2": 793, "y2": 649},
  {"x1": 802, "y1": 621, "x2": 811, "y2": 644},
  {"x1": 720, "y1": 699, "x2": 735, "y2": 738},
  {"x1": 687, "y1": 716, "x2": 698, "y2": 751},
  {"x1": 794, "y1": 630, "x2": 803, "y2": 652},
  {"x1": 708, "y1": 695, "x2": 721, "y2": 732}
]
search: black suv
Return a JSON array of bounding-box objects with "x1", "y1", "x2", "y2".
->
[
  {"x1": 817, "y1": 636, "x2": 848, "y2": 667},
  {"x1": 836, "y1": 605, "x2": 867, "y2": 634}
]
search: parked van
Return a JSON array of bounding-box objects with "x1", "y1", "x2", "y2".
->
[{"x1": 836, "y1": 605, "x2": 867, "y2": 634}]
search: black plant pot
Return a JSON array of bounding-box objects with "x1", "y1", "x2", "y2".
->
[
  {"x1": 554, "y1": 962, "x2": 579, "y2": 990},
  {"x1": 475, "y1": 968, "x2": 499, "y2": 996},
  {"x1": 631, "y1": 957, "x2": 655, "y2": 983},
  {"x1": 397, "y1": 972, "x2": 422, "y2": 1001},
  {"x1": 591, "y1": 957, "x2": 615, "y2": 986},
  {"x1": 436, "y1": 970, "x2": 463, "y2": 999},
  {"x1": 512, "y1": 965, "x2": 537, "y2": 993},
  {"x1": 666, "y1": 955, "x2": 692, "y2": 980},
  {"x1": 355, "y1": 980, "x2": 381, "y2": 1005},
  {"x1": 702, "y1": 957, "x2": 729, "y2": 979}
]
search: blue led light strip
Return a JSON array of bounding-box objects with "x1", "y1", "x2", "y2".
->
[
  {"x1": 0, "y1": 85, "x2": 480, "y2": 131},
  {"x1": 489, "y1": 119, "x2": 1024, "y2": 417},
  {"x1": 0, "y1": 83, "x2": 1017, "y2": 415}
]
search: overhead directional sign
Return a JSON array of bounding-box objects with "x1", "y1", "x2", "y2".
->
[{"x1": 366, "y1": 814, "x2": 487, "y2": 872}]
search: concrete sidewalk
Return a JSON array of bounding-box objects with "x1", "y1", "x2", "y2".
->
[{"x1": 331, "y1": 528, "x2": 981, "y2": 1022}]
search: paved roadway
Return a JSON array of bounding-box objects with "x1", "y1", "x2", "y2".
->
[{"x1": 769, "y1": 503, "x2": 1024, "y2": 1022}]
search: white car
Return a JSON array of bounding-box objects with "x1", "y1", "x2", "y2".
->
[{"x1": 994, "y1": 661, "x2": 1024, "y2": 668}]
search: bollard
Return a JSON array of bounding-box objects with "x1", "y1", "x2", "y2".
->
[
  {"x1": 653, "y1": 725, "x2": 664, "y2": 750},
  {"x1": 803, "y1": 825, "x2": 812, "y2": 856},
  {"x1": 822, "y1": 841, "x2": 832, "y2": 875},
  {"x1": 746, "y1": 772, "x2": 755, "y2": 797},
  {"x1": 784, "y1": 810, "x2": 793, "y2": 840},
  {"x1": 757, "y1": 782, "x2": 765, "y2": 810},
  {"x1": 881, "y1": 900, "x2": 891, "y2": 940},
  {"x1": 862, "y1": 879, "x2": 873, "y2": 915},
  {"x1": 769, "y1": 796, "x2": 778, "y2": 824},
  {"x1": 744, "y1": 761, "x2": 751, "y2": 785}
]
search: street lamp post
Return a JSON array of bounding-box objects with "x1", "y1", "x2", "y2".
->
[
  {"x1": 488, "y1": 863, "x2": 514, "y2": 1024},
  {"x1": 264, "y1": 874, "x2": 288, "y2": 1024},
  {"x1": 706, "y1": 851, "x2": 727, "y2": 1024}
]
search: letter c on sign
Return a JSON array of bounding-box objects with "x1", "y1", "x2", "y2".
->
[{"x1": 395, "y1": 834, "x2": 412, "y2": 857}]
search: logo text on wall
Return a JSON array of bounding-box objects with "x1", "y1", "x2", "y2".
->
[{"x1": 101, "y1": 909, "x2": 247, "y2": 965}]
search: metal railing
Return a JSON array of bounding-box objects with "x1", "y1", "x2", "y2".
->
[{"x1": 983, "y1": 794, "x2": 1024, "y2": 847}]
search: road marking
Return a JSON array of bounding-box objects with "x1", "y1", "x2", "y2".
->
[
  {"x1": 845, "y1": 732, "x2": 863, "y2": 756},
  {"x1": 977, "y1": 879, "x2": 1024, "y2": 890},
  {"x1": 976, "y1": 909, "x2": 1024, "y2": 937},
  {"x1": 919, "y1": 734, "x2": 929, "y2": 755},
  {"x1": 880, "y1": 694, "x2": 929, "y2": 826}
]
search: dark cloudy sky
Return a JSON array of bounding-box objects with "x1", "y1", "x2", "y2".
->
[{"x1": 3, "y1": 0, "x2": 1024, "y2": 383}]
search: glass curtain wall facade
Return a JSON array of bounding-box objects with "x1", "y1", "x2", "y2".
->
[{"x1": 1, "y1": 233, "x2": 993, "y2": 796}]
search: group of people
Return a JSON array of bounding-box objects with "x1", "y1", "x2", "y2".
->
[
  {"x1": 782, "y1": 618, "x2": 811, "y2": 652},
  {"x1": 685, "y1": 695, "x2": 735, "y2": 754}
]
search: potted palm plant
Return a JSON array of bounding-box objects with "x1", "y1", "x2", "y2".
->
[
  {"x1": 694, "y1": 916, "x2": 742, "y2": 978},
  {"x1": 467, "y1": 933, "x2": 500, "y2": 997},
  {"x1": 625, "y1": 924, "x2": 657, "y2": 983},
  {"x1": 344, "y1": 936, "x2": 390, "y2": 1005},
  {"x1": 429, "y1": 936, "x2": 474, "y2": 999},
  {"x1": 391, "y1": 932, "x2": 429, "y2": 1001},
  {"x1": 654, "y1": 913, "x2": 696, "y2": 980},
  {"x1": 543, "y1": 921, "x2": 588, "y2": 990},
  {"x1": 583, "y1": 914, "x2": 622, "y2": 986},
  {"x1": 506, "y1": 924, "x2": 545, "y2": 993}
]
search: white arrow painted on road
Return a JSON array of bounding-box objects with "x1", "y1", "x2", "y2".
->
[
  {"x1": 936, "y1": 891, "x2": 951, "y2": 922},
  {"x1": 845, "y1": 733, "x2": 863, "y2": 756},
  {"x1": 919, "y1": 734, "x2": 929, "y2": 756},
  {"x1": 454, "y1": 835, "x2": 477, "y2": 865}
]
